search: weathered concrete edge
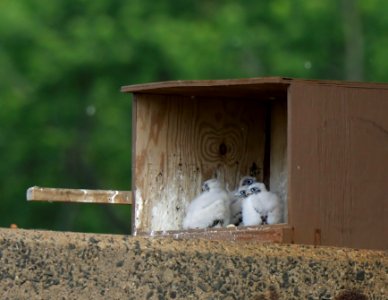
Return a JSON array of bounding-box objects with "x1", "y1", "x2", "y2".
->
[{"x1": 0, "y1": 228, "x2": 386, "y2": 299}]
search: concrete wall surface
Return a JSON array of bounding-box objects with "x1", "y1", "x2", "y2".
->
[{"x1": 0, "y1": 228, "x2": 386, "y2": 299}]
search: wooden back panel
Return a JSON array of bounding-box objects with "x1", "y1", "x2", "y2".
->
[
  {"x1": 133, "y1": 94, "x2": 271, "y2": 233},
  {"x1": 289, "y1": 82, "x2": 388, "y2": 249}
]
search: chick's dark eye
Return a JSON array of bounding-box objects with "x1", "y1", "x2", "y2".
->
[
  {"x1": 239, "y1": 190, "x2": 246, "y2": 197},
  {"x1": 251, "y1": 187, "x2": 261, "y2": 194},
  {"x1": 202, "y1": 183, "x2": 209, "y2": 192},
  {"x1": 243, "y1": 179, "x2": 253, "y2": 186}
]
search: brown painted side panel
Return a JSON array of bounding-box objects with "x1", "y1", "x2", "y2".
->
[{"x1": 289, "y1": 82, "x2": 388, "y2": 250}]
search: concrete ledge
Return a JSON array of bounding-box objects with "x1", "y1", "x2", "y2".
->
[{"x1": 0, "y1": 228, "x2": 386, "y2": 299}]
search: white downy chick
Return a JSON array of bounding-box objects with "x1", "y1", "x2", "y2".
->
[
  {"x1": 182, "y1": 178, "x2": 231, "y2": 229},
  {"x1": 242, "y1": 182, "x2": 282, "y2": 226},
  {"x1": 229, "y1": 176, "x2": 257, "y2": 226},
  {"x1": 229, "y1": 185, "x2": 248, "y2": 226},
  {"x1": 238, "y1": 176, "x2": 256, "y2": 188}
]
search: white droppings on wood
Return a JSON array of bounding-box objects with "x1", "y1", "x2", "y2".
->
[
  {"x1": 110, "y1": 190, "x2": 119, "y2": 203},
  {"x1": 270, "y1": 170, "x2": 288, "y2": 223},
  {"x1": 26, "y1": 187, "x2": 132, "y2": 204},
  {"x1": 135, "y1": 189, "x2": 144, "y2": 233},
  {"x1": 270, "y1": 99, "x2": 288, "y2": 223},
  {"x1": 280, "y1": 171, "x2": 288, "y2": 223},
  {"x1": 151, "y1": 166, "x2": 201, "y2": 231}
]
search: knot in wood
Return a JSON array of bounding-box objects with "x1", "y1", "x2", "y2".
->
[{"x1": 219, "y1": 143, "x2": 227, "y2": 156}]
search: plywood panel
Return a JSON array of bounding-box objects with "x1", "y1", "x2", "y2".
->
[
  {"x1": 121, "y1": 77, "x2": 387, "y2": 97},
  {"x1": 27, "y1": 187, "x2": 132, "y2": 204},
  {"x1": 122, "y1": 77, "x2": 290, "y2": 97},
  {"x1": 134, "y1": 95, "x2": 267, "y2": 233},
  {"x1": 136, "y1": 224, "x2": 293, "y2": 244},
  {"x1": 289, "y1": 82, "x2": 388, "y2": 250},
  {"x1": 269, "y1": 100, "x2": 288, "y2": 223}
]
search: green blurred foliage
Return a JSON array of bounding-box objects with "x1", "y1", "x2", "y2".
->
[{"x1": 0, "y1": 0, "x2": 387, "y2": 234}]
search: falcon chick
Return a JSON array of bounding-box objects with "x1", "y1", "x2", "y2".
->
[
  {"x1": 229, "y1": 185, "x2": 251, "y2": 226},
  {"x1": 242, "y1": 182, "x2": 282, "y2": 226},
  {"x1": 229, "y1": 176, "x2": 257, "y2": 226},
  {"x1": 238, "y1": 176, "x2": 256, "y2": 188},
  {"x1": 182, "y1": 178, "x2": 231, "y2": 229}
]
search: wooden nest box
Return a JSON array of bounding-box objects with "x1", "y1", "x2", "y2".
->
[{"x1": 121, "y1": 77, "x2": 387, "y2": 250}]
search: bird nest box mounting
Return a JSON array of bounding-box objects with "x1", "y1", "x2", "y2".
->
[{"x1": 121, "y1": 77, "x2": 388, "y2": 250}]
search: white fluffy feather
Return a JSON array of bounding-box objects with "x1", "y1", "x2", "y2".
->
[
  {"x1": 242, "y1": 182, "x2": 282, "y2": 226},
  {"x1": 229, "y1": 186, "x2": 246, "y2": 226},
  {"x1": 182, "y1": 179, "x2": 231, "y2": 229},
  {"x1": 228, "y1": 176, "x2": 256, "y2": 226}
]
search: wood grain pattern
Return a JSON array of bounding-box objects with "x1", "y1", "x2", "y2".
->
[
  {"x1": 269, "y1": 99, "x2": 288, "y2": 223},
  {"x1": 134, "y1": 94, "x2": 271, "y2": 232},
  {"x1": 122, "y1": 77, "x2": 289, "y2": 95},
  {"x1": 26, "y1": 187, "x2": 132, "y2": 205},
  {"x1": 121, "y1": 77, "x2": 388, "y2": 97},
  {"x1": 289, "y1": 82, "x2": 388, "y2": 250},
  {"x1": 125, "y1": 77, "x2": 388, "y2": 249},
  {"x1": 136, "y1": 224, "x2": 293, "y2": 244}
]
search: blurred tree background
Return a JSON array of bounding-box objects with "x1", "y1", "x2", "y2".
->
[{"x1": 0, "y1": 0, "x2": 387, "y2": 234}]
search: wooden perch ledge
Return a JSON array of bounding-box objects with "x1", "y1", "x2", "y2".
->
[{"x1": 26, "y1": 186, "x2": 132, "y2": 205}]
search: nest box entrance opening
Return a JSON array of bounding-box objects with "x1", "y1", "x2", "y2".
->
[{"x1": 123, "y1": 78, "x2": 289, "y2": 236}]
